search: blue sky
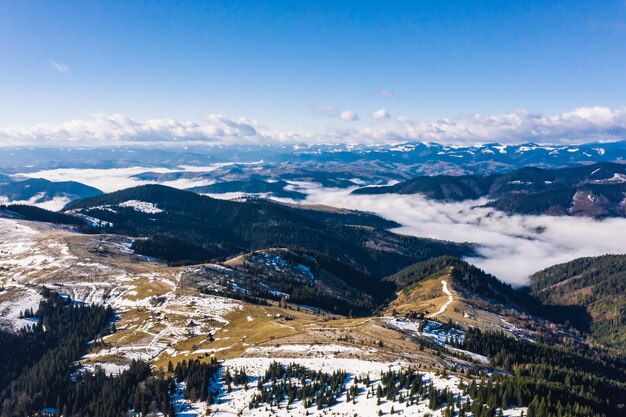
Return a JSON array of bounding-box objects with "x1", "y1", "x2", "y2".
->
[{"x1": 1, "y1": 1, "x2": 626, "y2": 145}]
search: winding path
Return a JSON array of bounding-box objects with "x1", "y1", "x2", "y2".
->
[{"x1": 427, "y1": 280, "x2": 453, "y2": 318}]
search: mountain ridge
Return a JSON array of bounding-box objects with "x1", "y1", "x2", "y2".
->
[
  {"x1": 62, "y1": 184, "x2": 474, "y2": 279},
  {"x1": 354, "y1": 162, "x2": 626, "y2": 217}
]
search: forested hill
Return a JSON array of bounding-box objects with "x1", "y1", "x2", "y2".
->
[
  {"x1": 386, "y1": 256, "x2": 592, "y2": 330},
  {"x1": 353, "y1": 162, "x2": 626, "y2": 217},
  {"x1": 187, "y1": 179, "x2": 307, "y2": 200},
  {"x1": 63, "y1": 184, "x2": 473, "y2": 278},
  {"x1": 353, "y1": 175, "x2": 496, "y2": 201},
  {"x1": 530, "y1": 254, "x2": 626, "y2": 349},
  {"x1": 0, "y1": 177, "x2": 102, "y2": 204},
  {"x1": 387, "y1": 256, "x2": 521, "y2": 302},
  {"x1": 0, "y1": 204, "x2": 89, "y2": 227}
]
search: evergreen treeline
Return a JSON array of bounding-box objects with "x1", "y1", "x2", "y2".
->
[
  {"x1": 55, "y1": 361, "x2": 174, "y2": 417},
  {"x1": 530, "y1": 254, "x2": 626, "y2": 348},
  {"x1": 0, "y1": 290, "x2": 113, "y2": 392},
  {"x1": 229, "y1": 261, "x2": 376, "y2": 315},
  {"x1": 0, "y1": 290, "x2": 112, "y2": 415},
  {"x1": 257, "y1": 197, "x2": 401, "y2": 229},
  {"x1": 248, "y1": 362, "x2": 348, "y2": 410},
  {"x1": 0, "y1": 290, "x2": 179, "y2": 417},
  {"x1": 231, "y1": 250, "x2": 391, "y2": 315},
  {"x1": 132, "y1": 234, "x2": 233, "y2": 265},
  {"x1": 485, "y1": 187, "x2": 576, "y2": 215},
  {"x1": 0, "y1": 204, "x2": 88, "y2": 228},
  {"x1": 486, "y1": 182, "x2": 626, "y2": 217},
  {"x1": 455, "y1": 328, "x2": 626, "y2": 417},
  {"x1": 352, "y1": 173, "x2": 494, "y2": 200},
  {"x1": 170, "y1": 358, "x2": 220, "y2": 404}
]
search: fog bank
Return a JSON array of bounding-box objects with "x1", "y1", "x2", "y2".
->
[{"x1": 300, "y1": 187, "x2": 626, "y2": 286}]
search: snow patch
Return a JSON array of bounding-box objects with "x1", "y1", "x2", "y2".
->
[{"x1": 118, "y1": 200, "x2": 164, "y2": 214}]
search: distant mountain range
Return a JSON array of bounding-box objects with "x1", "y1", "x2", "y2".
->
[
  {"x1": 1, "y1": 140, "x2": 625, "y2": 214},
  {"x1": 354, "y1": 162, "x2": 626, "y2": 217},
  {"x1": 2, "y1": 140, "x2": 625, "y2": 178}
]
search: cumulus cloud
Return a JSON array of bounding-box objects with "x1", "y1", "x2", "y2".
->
[
  {"x1": 49, "y1": 60, "x2": 70, "y2": 74},
  {"x1": 384, "y1": 106, "x2": 626, "y2": 144},
  {"x1": 339, "y1": 110, "x2": 359, "y2": 121},
  {"x1": 0, "y1": 113, "x2": 299, "y2": 146},
  {"x1": 371, "y1": 108, "x2": 391, "y2": 120},
  {"x1": 299, "y1": 188, "x2": 626, "y2": 286},
  {"x1": 2, "y1": 106, "x2": 626, "y2": 146}
]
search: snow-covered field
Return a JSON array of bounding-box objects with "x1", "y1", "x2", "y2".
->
[
  {"x1": 244, "y1": 343, "x2": 377, "y2": 359},
  {"x1": 0, "y1": 219, "x2": 76, "y2": 278},
  {"x1": 118, "y1": 200, "x2": 164, "y2": 214},
  {"x1": 80, "y1": 200, "x2": 165, "y2": 215},
  {"x1": 382, "y1": 317, "x2": 490, "y2": 366},
  {"x1": 383, "y1": 317, "x2": 465, "y2": 345},
  {"x1": 177, "y1": 357, "x2": 463, "y2": 417},
  {"x1": 0, "y1": 284, "x2": 42, "y2": 330},
  {"x1": 172, "y1": 357, "x2": 525, "y2": 417}
]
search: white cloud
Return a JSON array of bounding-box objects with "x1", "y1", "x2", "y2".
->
[
  {"x1": 371, "y1": 108, "x2": 391, "y2": 120},
  {"x1": 339, "y1": 110, "x2": 359, "y2": 121},
  {"x1": 0, "y1": 113, "x2": 297, "y2": 146},
  {"x1": 384, "y1": 106, "x2": 626, "y2": 144},
  {"x1": 49, "y1": 60, "x2": 70, "y2": 74},
  {"x1": 299, "y1": 187, "x2": 626, "y2": 286},
  {"x1": 376, "y1": 89, "x2": 394, "y2": 97},
  {"x1": 18, "y1": 166, "x2": 224, "y2": 193},
  {"x1": 1, "y1": 106, "x2": 626, "y2": 146}
]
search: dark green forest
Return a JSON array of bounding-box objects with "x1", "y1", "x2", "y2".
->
[
  {"x1": 0, "y1": 291, "x2": 175, "y2": 417},
  {"x1": 64, "y1": 185, "x2": 472, "y2": 278},
  {"x1": 530, "y1": 254, "x2": 626, "y2": 348},
  {"x1": 353, "y1": 163, "x2": 626, "y2": 217},
  {"x1": 455, "y1": 328, "x2": 626, "y2": 417}
]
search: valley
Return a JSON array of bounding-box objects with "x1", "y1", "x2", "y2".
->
[
  {"x1": 1, "y1": 149, "x2": 626, "y2": 417},
  {"x1": 1, "y1": 199, "x2": 624, "y2": 417}
]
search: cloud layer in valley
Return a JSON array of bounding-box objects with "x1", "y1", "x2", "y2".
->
[
  {"x1": 1, "y1": 106, "x2": 626, "y2": 147},
  {"x1": 10, "y1": 165, "x2": 626, "y2": 286},
  {"x1": 298, "y1": 187, "x2": 626, "y2": 286}
]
